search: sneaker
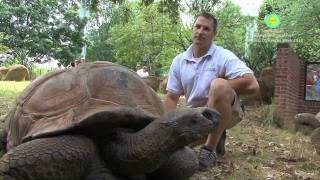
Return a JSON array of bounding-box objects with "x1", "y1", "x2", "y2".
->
[{"x1": 198, "y1": 146, "x2": 217, "y2": 171}]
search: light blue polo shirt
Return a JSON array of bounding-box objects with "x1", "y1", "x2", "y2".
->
[{"x1": 167, "y1": 43, "x2": 253, "y2": 107}]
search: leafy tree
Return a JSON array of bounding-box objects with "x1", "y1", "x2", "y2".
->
[
  {"x1": 86, "y1": 1, "x2": 133, "y2": 62},
  {"x1": 186, "y1": 0, "x2": 220, "y2": 16},
  {"x1": 0, "y1": 0, "x2": 86, "y2": 65},
  {"x1": 87, "y1": 0, "x2": 185, "y2": 73},
  {"x1": 276, "y1": 0, "x2": 320, "y2": 62},
  {"x1": 158, "y1": 0, "x2": 182, "y2": 24},
  {"x1": 107, "y1": 2, "x2": 181, "y2": 73}
]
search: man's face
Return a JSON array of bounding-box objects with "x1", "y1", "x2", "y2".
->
[{"x1": 192, "y1": 16, "x2": 215, "y2": 48}]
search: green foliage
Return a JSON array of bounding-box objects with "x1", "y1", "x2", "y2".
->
[
  {"x1": 0, "y1": 0, "x2": 86, "y2": 64},
  {"x1": 106, "y1": 1, "x2": 183, "y2": 74},
  {"x1": 276, "y1": 0, "x2": 320, "y2": 62},
  {"x1": 86, "y1": 1, "x2": 129, "y2": 62},
  {"x1": 158, "y1": 0, "x2": 182, "y2": 24},
  {"x1": 0, "y1": 44, "x2": 7, "y2": 54},
  {"x1": 186, "y1": 0, "x2": 221, "y2": 16},
  {"x1": 1, "y1": 57, "x2": 21, "y2": 67},
  {"x1": 28, "y1": 65, "x2": 51, "y2": 80},
  {"x1": 246, "y1": 37, "x2": 277, "y2": 75},
  {"x1": 246, "y1": 0, "x2": 278, "y2": 74}
]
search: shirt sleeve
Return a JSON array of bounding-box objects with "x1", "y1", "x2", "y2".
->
[
  {"x1": 224, "y1": 54, "x2": 253, "y2": 79},
  {"x1": 166, "y1": 57, "x2": 183, "y2": 95}
]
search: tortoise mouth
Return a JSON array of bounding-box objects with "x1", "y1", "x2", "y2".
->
[
  {"x1": 200, "y1": 108, "x2": 220, "y2": 129},
  {"x1": 183, "y1": 122, "x2": 218, "y2": 142},
  {"x1": 183, "y1": 108, "x2": 220, "y2": 142}
]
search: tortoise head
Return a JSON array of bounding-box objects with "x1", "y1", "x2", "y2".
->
[
  {"x1": 160, "y1": 107, "x2": 220, "y2": 143},
  {"x1": 100, "y1": 107, "x2": 220, "y2": 176}
]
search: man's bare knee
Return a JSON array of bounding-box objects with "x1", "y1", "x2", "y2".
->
[{"x1": 209, "y1": 78, "x2": 234, "y2": 104}]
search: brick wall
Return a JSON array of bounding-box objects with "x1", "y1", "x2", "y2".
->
[{"x1": 274, "y1": 44, "x2": 320, "y2": 129}]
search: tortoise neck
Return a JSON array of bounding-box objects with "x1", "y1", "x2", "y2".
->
[{"x1": 103, "y1": 116, "x2": 186, "y2": 175}]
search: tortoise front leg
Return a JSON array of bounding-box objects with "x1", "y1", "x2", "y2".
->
[
  {"x1": 0, "y1": 115, "x2": 7, "y2": 156},
  {"x1": 86, "y1": 155, "x2": 129, "y2": 180},
  {"x1": 146, "y1": 146, "x2": 198, "y2": 180},
  {"x1": 0, "y1": 129, "x2": 7, "y2": 156},
  {"x1": 0, "y1": 135, "x2": 98, "y2": 180}
]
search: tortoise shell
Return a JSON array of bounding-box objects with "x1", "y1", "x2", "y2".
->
[{"x1": 5, "y1": 61, "x2": 164, "y2": 149}]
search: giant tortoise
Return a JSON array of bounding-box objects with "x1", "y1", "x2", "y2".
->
[
  {"x1": 0, "y1": 61, "x2": 220, "y2": 180},
  {"x1": 294, "y1": 113, "x2": 320, "y2": 135}
]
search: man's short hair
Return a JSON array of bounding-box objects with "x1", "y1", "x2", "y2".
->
[{"x1": 195, "y1": 12, "x2": 218, "y2": 35}]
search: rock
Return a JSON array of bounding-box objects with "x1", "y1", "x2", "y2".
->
[
  {"x1": 294, "y1": 113, "x2": 320, "y2": 128},
  {"x1": 0, "y1": 67, "x2": 9, "y2": 80},
  {"x1": 314, "y1": 112, "x2": 320, "y2": 122},
  {"x1": 4, "y1": 64, "x2": 29, "y2": 81},
  {"x1": 294, "y1": 113, "x2": 320, "y2": 135}
]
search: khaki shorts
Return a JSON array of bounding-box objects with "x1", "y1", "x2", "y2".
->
[{"x1": 229, "y1": 90, "x2": 244, "y2": 128}]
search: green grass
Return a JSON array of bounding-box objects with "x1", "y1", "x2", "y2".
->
[
  {"x1": 0, "y1": 81, "x2": 30, "y2": 116},
  {"x1": 0, "y1": 81, "x2": 29, "y2": 98}
]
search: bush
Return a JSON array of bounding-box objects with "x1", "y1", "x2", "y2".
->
[
  {"x1": 28, "y1": 65, "x2": 52, "y2": 80},
  {"x1": 248, "y1": 104, "x2": 282, "y2": 128}
]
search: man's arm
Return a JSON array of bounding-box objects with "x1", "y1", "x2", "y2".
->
[
  {"x1": 163, "y1": 92, "x2": 180, "y2": 112},
  {"x1": 227, "y1": 73, "x2": 260, "y2": 96}
]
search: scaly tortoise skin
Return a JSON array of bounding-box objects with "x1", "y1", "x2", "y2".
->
[{"x1": 0, "y1": 61, "x2": 220, "y2": 180}]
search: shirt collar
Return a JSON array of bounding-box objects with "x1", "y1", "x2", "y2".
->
[{"x1": 184, "y1": 43, "x2": 217, "y2": 62}]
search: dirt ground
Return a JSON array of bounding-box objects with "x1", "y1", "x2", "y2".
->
[{"x1": 191, "y1": 106, "x2": 320, "y2": 180}]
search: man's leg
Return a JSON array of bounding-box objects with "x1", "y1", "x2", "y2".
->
[{"x1": 198, "y1": 78, "x2": 240, "y2": 171}]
